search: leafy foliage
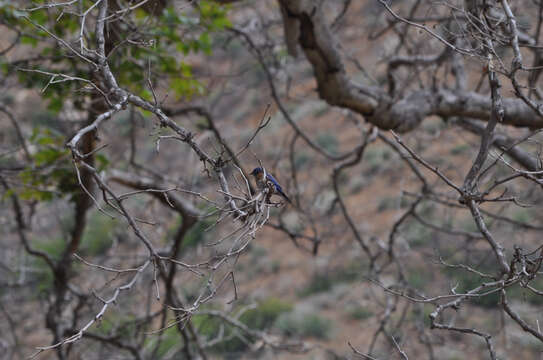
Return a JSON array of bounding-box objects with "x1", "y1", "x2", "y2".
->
[
  {"x1": 239, "y1": 298, "x2": 293, "y2": 330},
  {"x1": 146, "y1": 326, "x2": 183, "y2": 358},
  {"x1": 275, "y1": 311, "x2": 332, "y2": 340},
  {"x1": 192, "y1": 298, "x2": 292, "y2": 354},
  {"x1": 346, "y1": 306, "x2": 374, "y2": 321},
  {"x1": 80, "y1": 212, "x2": 119, "y2": 256},
  {"x1": 17, "y1": 127, "x2": 74, "y2": 202},
  {"x1": 299, "y1": 262, "x2": 364, "y2": 297},
  {"x1": 1, "y1": 0, "x2": 231, "y2": 113}
]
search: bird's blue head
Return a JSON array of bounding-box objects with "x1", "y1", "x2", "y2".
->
[{"x1": 250, "y1": 167, "x2": 263, "y2": 176}]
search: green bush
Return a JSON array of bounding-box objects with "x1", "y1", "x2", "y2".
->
[
  {"x1": 34, "y1": 236, "x2": 66, "y2": 261},
  {"x1": 316, "y1": 133, "x2": 339, "y2": 155},
  {"x1": 377, "y1": 196, "x2": 410, "y2": 212},
  {"x1": 363, "y1": 145, "x2": 394, "y2": 174},
  {"x1": 313, "y1": 104, "x2": 329, "y2": 117},
  {"x1": 299, "y1": 263, "x2": 365, "y2": 297},
  {"x1": 511, "y1": 208, "x2": 534, "y2": 224},
  {"x1": 422, "y1": 118, "x2": 446, "y2": 135},
  {"x1": 192, "y1": 298, "x2": 292, "y2": 354},
  {"x1": 346, "y1": 306, "x2": 373, "y2": 321},
  {"x1": 30, "y1": 110, "x2": 63, "y2": 131},
  {"x1": 507, "y1": 277, "x2": 543, "y2": 305},
  {"x1": 34, "y1": 262, "x2": 54, "y2": 295},
  {"x1": 183, "y1": 222, "x2": 207, "y2": 248},
  {"x1": 95, "y1": 313, "x2": 137, "y2": 339},
  {"x1": 30, "y1": 211, "x2": 119, "y2": 293},
  {"x1": 299, "y1": 273, "x2": 333, "y2": 297},
  {"x1": 377, "y1": 196, "x2": 401, "y2": 212},
  {"x1": 458, "y1": 216, "x2": 479, "y2": 232},
  {"x1": 275, "y1": 312, "x2": 332, "y2": 339},
  {"x1": 409, "y1": 304, "x2": 435, "y2": 327},
  {"x1": 402, "y1": 220, "x2": 433, "y2": 248},
  {"x1": 270, "y1": 261, "x2": 281, "y2": 274},
  {"x1": 250, "y1": 245, "x2": 268, "y2": 260},
  {"x1": 407, "y1": 268, "x2": 433, "y2": 290},
  {"x1": 448, "y1": 271, "x2": 500, "y2": 308},
  {"x1": 239, "y1": 298, "x2": 293, "y2": 330},
  {"x1": 294, "y1": 152, "x2": 311, "y2": 168},
  {"x1": 183, "y1": 217, "x2": 217, "y2": 248},
  {"x1": 145, "y1": 326, "x2": 183, "y2": 358},
  {"x1": 81, "y1": 212, "x2": 119, "y2": 256},
  {"x1": 33, "y1": 237, "x2": 65, "y2": 294},
  {"x1": 192, "y1": 313, "x2": 223, "y2": 339},
  {"x1": 450, "y1": 144, "x2": 470, "y2": 155},
  {"x1": 166, "y1": 214, "x2": 217, "y2": 248}
]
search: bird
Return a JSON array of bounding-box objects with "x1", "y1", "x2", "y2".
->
[{"x1": 250, "y1": 167, "x2": 291, "y2": 204}]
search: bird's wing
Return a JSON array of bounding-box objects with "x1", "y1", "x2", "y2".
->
[
  {"x1": 266, "y1": 173, "x2": 291, "y2": 203},
  {"x1": 266, "y1": 173, "x2": 282, "y2": 192}
]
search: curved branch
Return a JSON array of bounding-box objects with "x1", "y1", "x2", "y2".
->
[
  {"x1": 278, "y1": 0, "x2": 543, "y2": 132},
  {"x1": 108, "y1": 169, "x2": 203, "y2": 219}
]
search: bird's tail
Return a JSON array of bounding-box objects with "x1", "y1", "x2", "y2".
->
[{"x1": 279, "y1": 190, "x2": 291, "y2": 204}]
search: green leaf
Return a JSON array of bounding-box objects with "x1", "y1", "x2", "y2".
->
[
  {"x1": 29, "y1": 10, "x2": 48, "y2": 25},
  {"x1": 96, "y1": 154, "x2": 110, "y2": 171},
  {"x1": 0, "y1": 62, "x2": 8, "y2": 75},
  {"x1": 34, "y1": 148, "x2": 64, "y2": 166},
  {"x1": 19, "y1": 188, "x2": 53, "y2": 201},
  {"x1": 1, "y1": 188, "x2": 14, "y2": 200},
  {"x1": 198, "y1": 32, "x2": 211, "y2": 55},
  {"x1": 135, "y1": 8, "x2": 148, "y2": 20},
  {"x1": 139, "y1": 108, "x2": 152, "y2": 118},
  {"x1": 21, "y1": 35, "x2": 38, "y2": 47},
  {"x1": 211, "y1": 16, "x2": 231, "y2": 30},
  {"x1": 20, "y1": 169, "x2": 34, "y2": 185},
  {"x1": 176, "y1": 42, "x2": 191, "y2": 55},
  {"x1": 37, "y1": 136, "x2": 55, "y2": 146},
  {"x1": 47, "y1": 96, "x2": 63, "y2": 113}
]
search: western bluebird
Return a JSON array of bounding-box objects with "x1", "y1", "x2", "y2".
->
[{"x1": 250, "y1": 167, "x2": 291, "y2": 204}]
